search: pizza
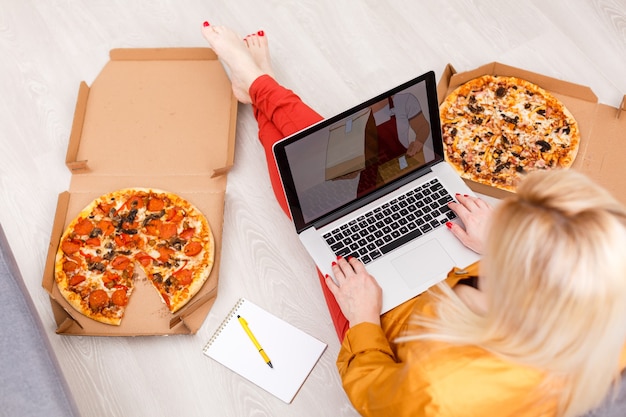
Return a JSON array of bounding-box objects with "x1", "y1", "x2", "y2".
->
[
  {"x1": 55, "y1": 188, "x2": 214, "y2": 325},
  {"x1": 440, "y1": 74, "x2": 580, "y2": 191}
]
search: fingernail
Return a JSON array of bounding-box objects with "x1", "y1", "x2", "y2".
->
[
  {"x1": 347, "y1": 256, "x2": 354, "y2": 261},
  {"x1": 455, "y1": 193, "x2": 461, "y2": 196},
  {"x1": 464, "y1": 194, "x2": 469, "y2": 197},
  {"x1": 203, "y1": 21, "x2": 210, "y2": 27},
  {"x1": 446, "y1": 222, "x2": 453, "y2": 229},
  {"x1": 331, "y1": 261, "x2": 337, "y2": 266},
  {"x1": 337, "y1": 255, "x2": 342, "y2": 260},
  {"x1": 257, "y1": 30, "x2": 265, "y2": 36}
]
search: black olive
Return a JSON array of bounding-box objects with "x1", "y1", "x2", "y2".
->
[
  {"x1": 142, "y1": 210, "x2": 165, "y2": 226},
  {"x1": 501, "y1": 114, "x2": 519, "y2": 125},
  {"x1": 468, "y1": 103, "x2": 484, "y2": 114},
  {"x1": 127, "y1": 208, "x2": 138, "y2": 224},
  {"x1": 495, "y1": 87, "x2": 506, "y2": 97},
  {"x1": 536, "y1": 140, "x2": 552, "y2": 152}
]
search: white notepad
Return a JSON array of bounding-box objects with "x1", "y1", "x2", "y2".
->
[{"x1": 202, "y1": 298, "x2": 327, "y2": 403}]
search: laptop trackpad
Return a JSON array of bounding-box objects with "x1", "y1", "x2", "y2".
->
[{"x1": 391, "y1": 240, "x2": 455, "y2": 288}]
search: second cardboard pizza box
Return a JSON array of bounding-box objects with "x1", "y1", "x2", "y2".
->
[
  {"x1": 42, "y1": 48, "x2": 237, "y2": 336},
  {"x1": 437, "y1": 62, "x2": 626, "y2": 203}
]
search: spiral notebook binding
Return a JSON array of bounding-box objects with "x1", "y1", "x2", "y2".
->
[{"x1": 202, "y1": 298, "x2": 245, "y2": 352}]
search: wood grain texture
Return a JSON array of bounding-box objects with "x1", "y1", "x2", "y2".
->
[{"x1": 0, "y1": 0, "x2": 625, "y2": 416}]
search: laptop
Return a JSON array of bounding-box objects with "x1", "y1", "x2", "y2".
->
[{"x1": 273, "y1": 71, "x2": 480, "y2": 313}]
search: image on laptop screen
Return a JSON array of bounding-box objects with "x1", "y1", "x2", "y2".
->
[{"x1": 282, "y1": 76, "x2": 441, "y2": 225}]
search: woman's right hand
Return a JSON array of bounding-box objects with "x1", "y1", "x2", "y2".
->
[
  {"x1": 325, "y1": 256, "x2": 382, "y2": 327},
  {"x1": 447, "y1": 194, "x2": 493, "y2": 254}
]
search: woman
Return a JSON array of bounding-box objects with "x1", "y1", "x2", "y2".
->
[{"x1": 201, "y1": 22, "x2": 626, "y2": 417}]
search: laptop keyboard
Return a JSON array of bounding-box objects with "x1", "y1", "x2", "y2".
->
[{"x1": 323, "y1": 178, "x2": 457, "y2": 264}]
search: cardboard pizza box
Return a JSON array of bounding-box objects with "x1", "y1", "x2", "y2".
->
[
  {"x1": 42, "y1": 48, "x2": 237, "y2": 336},
  {"x1": 437, "y1": 62, "x2": 626, "y2": 203}
]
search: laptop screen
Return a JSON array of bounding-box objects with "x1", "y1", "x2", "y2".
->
[{"x1": 273, "y1": 71, "x2": 445, "y2": 232}]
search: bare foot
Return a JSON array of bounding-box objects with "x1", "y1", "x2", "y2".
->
[
  {"x1": 201, "y1": 24, "x2": 264, "y2": 103},
  {"x1": 244, "y1": 31, "x2": 275, "y2": 78}
]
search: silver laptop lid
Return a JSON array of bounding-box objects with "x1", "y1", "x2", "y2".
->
[{"x1": 273, "y1": 71, "x2": 445, "y2": 233}]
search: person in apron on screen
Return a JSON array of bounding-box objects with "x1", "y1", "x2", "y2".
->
[{"x1": 355, "y1": 94, "x2": 430, "y2": 196}]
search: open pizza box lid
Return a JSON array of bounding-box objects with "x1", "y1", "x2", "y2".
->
[
  {"x1": 437, "y1": 62, "x2": 626, "y2": 204},
  {"x1": 42, "y1": 48, "x2": 237, "y2": 336}
]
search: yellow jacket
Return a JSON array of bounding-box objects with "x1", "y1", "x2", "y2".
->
[{"x1": 337, "y1": 264, "x2": 626, "y2": 417}]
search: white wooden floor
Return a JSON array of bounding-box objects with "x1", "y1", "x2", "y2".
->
[{"x1": 1, "y1": 1, "x2": 625, "y2": 416}]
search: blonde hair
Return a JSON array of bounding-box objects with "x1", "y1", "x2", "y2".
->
[{"x1": 406, "y1": 170, "x2": 626, "y2": 417}]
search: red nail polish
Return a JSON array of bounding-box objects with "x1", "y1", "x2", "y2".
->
[
  {"x1": 347, "y1": 256, "x2": 354, "y2": 261},
  {"x1": 337, "y1": 255, "x2": 342, "y2": 260},
  {"x1": 332, "y1": 261, "x2": 337, "y2": 266},
  {"x1": 203, "y1": 21, "x2": 210, "y2": 27},
  {"x1": 446, "y1": 221, "x2": 453, "y2": 229},
  {"x1": 257, "y1": 30, "x2": 265, "y2": 36},
  {"x1": 464, "y1": 194, "x2": 469, "y2": 197}
]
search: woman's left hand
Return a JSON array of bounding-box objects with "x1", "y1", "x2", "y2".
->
[{"x1": 325, "y1": 256, "x2": 382, "y2": 327}]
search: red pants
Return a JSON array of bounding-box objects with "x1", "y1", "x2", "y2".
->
[{"x1": 250, "y1": 75, "x2": 349, "y2": 341}]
